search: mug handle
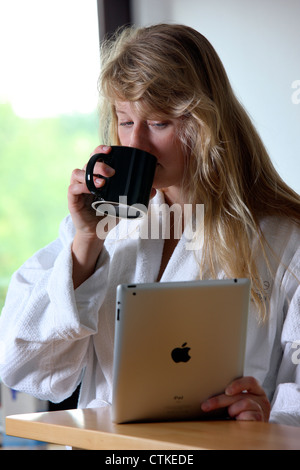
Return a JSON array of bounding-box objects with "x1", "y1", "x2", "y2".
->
[{"x1": 85, "y1": 153, "x2": 110, "y2": 195}]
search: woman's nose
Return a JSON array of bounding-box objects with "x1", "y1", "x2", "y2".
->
[{"x1": 129, "y1": 125, "x2": 150, "y2": 152}]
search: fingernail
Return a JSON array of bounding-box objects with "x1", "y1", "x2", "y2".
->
[
  {"x1": 106, "y1": 167, "x2": 115, "y2": 176},
  {"x1": 102, "y1": 145, "x2": 109, "y2": 151},
  {"x1": 201, "y1": 401, "x2": 211, "y2": 412},
  {"x1": 95, "y1": 178, "x2": 104, "y2": 186}
]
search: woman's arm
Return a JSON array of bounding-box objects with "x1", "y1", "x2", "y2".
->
[
  {"x1": 0, "y1": 224, "x2": 110, "y2": 402},
  {"x1": 67, "y1": 145, "x2": 115, "y2": 288},
  {"x1": 0, "y1": 145, "x2": 115, "y2": 401}
]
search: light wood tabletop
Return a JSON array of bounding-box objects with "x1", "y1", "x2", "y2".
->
[{"x1": 5, "y1": 405, "x2": 300, "y2": 450}]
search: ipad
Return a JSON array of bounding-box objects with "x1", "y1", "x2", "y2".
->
[{"x1": 112, "y1": 278, "x2": 250, "y2": 423}]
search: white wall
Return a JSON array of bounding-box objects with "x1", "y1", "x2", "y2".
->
[{"x1": 131, "y1": 0, "x2": 300, "y2": 194}]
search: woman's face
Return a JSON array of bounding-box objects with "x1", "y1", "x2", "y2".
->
[{"x1": 115, "y1": 101, "x2": 186, "y2": 197}]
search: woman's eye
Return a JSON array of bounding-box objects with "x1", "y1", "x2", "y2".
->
[
  {"x1": 119, "y1": 121, "x2": 134, "y2": 127},
  {"x1": 118, "y1": 120, "x2": 169, "y2": 129},
  {"x1": 149, "y1": 121, "x2": 169, "y2": 129}
]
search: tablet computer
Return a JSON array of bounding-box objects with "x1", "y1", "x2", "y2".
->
[{"x1": 112, "y1": 278, "x2": 250, "y2": 423}]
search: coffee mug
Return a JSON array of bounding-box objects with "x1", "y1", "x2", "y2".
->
[{"x1": 85, "y1": 146, "x2": 157, "y2": 218}]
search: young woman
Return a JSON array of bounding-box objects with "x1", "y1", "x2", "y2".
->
[{"x1": 1, "y1": 24, "x2": 299, "y2": 425}]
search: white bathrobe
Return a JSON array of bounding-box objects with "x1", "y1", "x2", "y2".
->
[{"x1": 0, "y1": 191, "x2": 300, "y2": 425}]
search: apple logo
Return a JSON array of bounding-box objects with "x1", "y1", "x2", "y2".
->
[{"x1": 171, "y1": 342, "x2": 191, "y2": 363}]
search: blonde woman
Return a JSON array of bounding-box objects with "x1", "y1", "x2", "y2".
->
[{"x1": 0, "y1": 24, "x2": 299, "y2": 425}]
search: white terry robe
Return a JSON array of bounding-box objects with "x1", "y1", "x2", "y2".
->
[{"x1": 0, "y1": 191, "x2": 299, "y2": 425}]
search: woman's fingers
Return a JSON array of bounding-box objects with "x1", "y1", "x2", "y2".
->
[
  {"x1": 201, "y1": 376, "x2": 271, "y2": 422},
  {"x1": 90, "y1": 144, "x2": 111, "y2": 157},
  {"x1": 86, "y1": 145, "x2": 115, "y2": 183},
  {"x1": 67, "y1": 145, "x2": 118, "y2": 235},
  {"x1": 225, "y1": 376, "x2": 266, "y2": 397},
  {"x1": 70, "y1": 149, "x2": 115, "y2": 197},
  {"x1": 201, "y1": 393, "x2": 266, "y2": 421},
  {"x1": 92, "y1": 161, "x2": 115, "y2": 178},
  {"x1": 227, "y1": 395, "x2": 265, "y2": 421}
]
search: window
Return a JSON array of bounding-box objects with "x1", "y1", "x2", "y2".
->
[{"x1": 0, "y1": 0, "x2": 101, "y2": 310}]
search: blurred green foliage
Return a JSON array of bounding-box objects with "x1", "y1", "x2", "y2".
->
[{"x1": 0, "y1": 103, "x2": 100, "y2": 312}]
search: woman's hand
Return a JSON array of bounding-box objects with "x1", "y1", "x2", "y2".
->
[
  {"x1": 201, "y1": 376, "x2": 271, "y2": 422},
  {"x1": 68, "y1": 145, "x2": 115, "y2": 288},
  {"x1": 68, "y1": 145, "x2": 115, "y2": 237}
]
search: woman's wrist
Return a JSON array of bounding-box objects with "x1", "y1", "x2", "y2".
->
[{"x1": 71, "y1": 231, "x2": 104, "y2": 289}]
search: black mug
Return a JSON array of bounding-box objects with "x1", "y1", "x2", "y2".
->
[{"x1": 85, "y1": 146, "x2": 157, "y2": 218}]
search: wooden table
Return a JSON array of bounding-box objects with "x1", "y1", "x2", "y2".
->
[{"x1": 5, "y1": 405, "x2": 300, "y2": 450}]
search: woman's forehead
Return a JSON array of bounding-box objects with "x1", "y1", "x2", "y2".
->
[
  {"x1": 114, "y1": 101, "x2": 131, "y2": 113},
  {"x1": 114, "y1": 100, "x2": 174, "y2": 120}
]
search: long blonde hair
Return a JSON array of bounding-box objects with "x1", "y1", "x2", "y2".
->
[{"x1": 98, "y1": 24, "x2": 300, "y2": 320}]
